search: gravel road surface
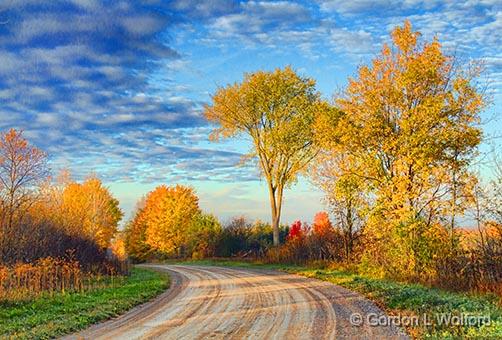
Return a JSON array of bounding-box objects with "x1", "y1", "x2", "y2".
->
[{"x1": 67, "y1": 265, "x2": 408, "y2": 339}]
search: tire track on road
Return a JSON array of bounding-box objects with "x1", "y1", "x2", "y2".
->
[{"x1": 66, "y1": 265, "x2": 408, "y2": 340}]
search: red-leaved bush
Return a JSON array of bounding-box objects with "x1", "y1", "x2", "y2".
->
[
  {"x1": 267, "y1": 215, "x2": 346, "y2": 265},
  {"x1": 287, "y1": 220, "x2": 304, "y2": 240}
]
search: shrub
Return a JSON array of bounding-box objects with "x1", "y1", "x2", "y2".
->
[
  {"x1": 267, "y1": 221, "x2": 311, "y2": 265},
  {"x1": 435, "y1": 224, "x2": 502, "y2": 295},
  {"x1": 287, "y1": 220, "x2": 304, "y2": 241},
  {"x1": 216, "y1": 217, "x2": 252, "y2": 257},
  {"x1": 187, "y1": 213, "x2": 222, "y2": 258},
  {"x1": 0, "y1": 217, "x2": 125, "y2": 272},
  {"x1": 216, "y1": 217, "x2": 288, "y2": 258}
]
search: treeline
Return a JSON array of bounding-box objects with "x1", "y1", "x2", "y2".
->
[
  {"x1": 125, "y1": 181, "x2": 501, "y2": 295},
  {"x1": 123, "y1": 199, "x2": 354, "y2": 263},
  {"x1": 124, "y1": 186, "x2": 290, "y2": 261},
  {"x1": 126, "y1": 21, "x2": 501, "y2": 296},
  {"x1": 0, "y1": 129, "x2": 126, "y2": 301}
]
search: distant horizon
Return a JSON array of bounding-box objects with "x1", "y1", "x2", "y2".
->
[{"x1": 107, "y1": 178, "x2": 325, "y2": 228}]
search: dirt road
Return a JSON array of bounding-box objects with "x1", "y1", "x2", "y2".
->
[{"x1": 68, "y1": 265, "x2": 407, "y2": 339}]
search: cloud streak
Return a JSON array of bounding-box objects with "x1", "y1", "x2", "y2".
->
[{"x1": 0, "y1": 0, "x2": 215, "y2": 182}]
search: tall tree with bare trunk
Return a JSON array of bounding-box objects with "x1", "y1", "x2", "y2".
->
[{"x1": 204, "y1": 67, "x2": 327, "y2": 245}]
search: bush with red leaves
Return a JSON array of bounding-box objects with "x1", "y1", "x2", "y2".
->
[{"x1": 287, "y1": 220, "x2": 304, "y2": 240}]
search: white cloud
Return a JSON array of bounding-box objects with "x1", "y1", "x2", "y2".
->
[
  {"x1": 318, "y1": 0, "x2": 441, "y2": 14},
  {"x1": 205, "y1": 2, "x2": 376, "y2": 56},
  {"x1": 121, "y1": 15, "x2": 164, "y2": 36}
]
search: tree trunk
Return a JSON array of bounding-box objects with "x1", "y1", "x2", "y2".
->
[
  {"x1": 7, "y1": 192, "x2": 14, "y2": 231},
  {"x1": 268, "y1": 182, "x2": 284, "y2": 246}
]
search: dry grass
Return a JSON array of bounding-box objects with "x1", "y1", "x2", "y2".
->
[{"x1": 0, "y1": 257, "x2": 127, "y2": 302}]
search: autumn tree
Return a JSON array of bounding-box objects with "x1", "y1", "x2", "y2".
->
[
  {"x1": 0, "y1": 129, "x2": 48, "y2": 229},
  {"x1": 35, "y1": 173, "x2": 123, "y2": 249},
  {"x1": 58, "y1": 176, "x2": 122, "y2": 248},
  {"x1": 124, "y1": 198, "x2": 151, "y2": 262},
  {"x1": 142, "y1": 185, "x2": 200, "y2": 256},
  {"x1": 485, "y1": 155, "x2": 502, "y2": 224},
  {"x1": 204, "y1": 67, "x2": 328, "y2": 245},
  {"x1": 312, "y1": 211, "x2": 333, "y2": 236},
  {"x1": 316, "y1": 21, "x2": 485, "y2": 278},
  {"x1": 0, "y1": 143, "x2": 122, "y2": 266},
  {"x1": 311, "y1": 154, "x2": 367, "y2": 260},
  {"x1": 187, "y1": 213, "x2": 222, "y2": 259},
  {"x1": 287, "y1": 220, "x2": 305, "y2": 241},
  {"x1": 110, "y1": 231, "x2": 127, "y2": 261}
]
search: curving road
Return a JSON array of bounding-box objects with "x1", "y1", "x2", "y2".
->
[{"x1": 67, "y1": 265, "x2": 407, "y2": 339}]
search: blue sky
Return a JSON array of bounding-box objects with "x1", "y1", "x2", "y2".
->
[{"x1": 0, "y1": 0, "x2": 500, "y2": 224}]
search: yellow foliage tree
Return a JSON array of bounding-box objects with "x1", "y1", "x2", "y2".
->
[
  {"x1": 204, "y1": 67, "x2": 329, "y2": 245},
  {"x1": 124, "y1": 198, "x2": 150, "y2": 261},
  {"x1": 59, "y1": 177, "x2": 122, "y2": 248},
  {"x1": 36, "y1": 173, "x2": 123, "y2": 249},
  {"x1": 316, "y1": 21, "x2": 485, "y2": 279},
  {"x1": 110, "y1": 232, "x2": 127, "y2": 261}
]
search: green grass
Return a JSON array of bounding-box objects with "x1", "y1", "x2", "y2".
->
[
  {"x1": 0, "y1": 267, "x2": 169, "y2": 340},
  {"x1": 171, "y1": 259, "x2": 502, "y2": 339}
]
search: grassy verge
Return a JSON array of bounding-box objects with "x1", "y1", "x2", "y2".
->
[
  {"x1": 171, "y1": 259, "x2": 502, "y2": 339},
  {"x1": 0, "y1": 267, "x2": 169, "y2": 339}
]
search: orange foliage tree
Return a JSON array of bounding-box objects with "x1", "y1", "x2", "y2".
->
[
  {"x1": 34, "y1": 172, "x2": 123, "y2": 250},
  {"x1": 0, "y1": 130, "x2": 125, "y2": 275},
  {"x1": 124, "y1": 198, "x2": 151, "y2": 262},
  {"x1": 312, "y1": 212, "x2": 333, "y2": 236},
  {"x1": 141, "y1": 185, "x2": 200, "y2": 256},
  {"x1": 59, "y1": 177, "x2": 122, "y2": 248},
  {"x1": 110, "y1": 231, "x2": 127, "y2": 261}
]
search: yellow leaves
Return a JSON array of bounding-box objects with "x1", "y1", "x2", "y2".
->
[
  {"x1": 110, "y1": 234, "x2": 127, "y2": 261},
  {"x1": 391, "y1": 20, "x2": 419, "y2": 55},
  {"x1": 204, "y1": 67, "x2": 323, "y2": 173},
  {"x1": 141, "y1": 185, "x2": 200, "y2": 255},
  {"x1": 36, "y1": 173, "x2": 123, "y2": 249},
  {"x1": 313, "y1": 21, "x2": 487, "y2": 279},
  {"x1": 124, "y1": 206, "x2": 149, "y2": 261},
  {"x1": 330, "y1": 20, "x2": 484, "y2": 190},
  {"x1": 64, "y1": 177, "x2": 122, "y2": 248},
  {"x1": 204, "y1": 66, "x2": 330, "y2": 244},
  {"x1": 313, "y1": 104, "x2": 343, "y2": 150}
]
